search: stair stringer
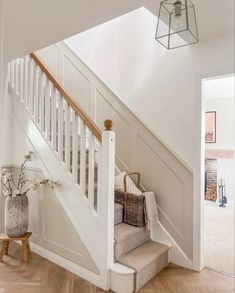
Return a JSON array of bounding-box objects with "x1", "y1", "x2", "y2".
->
[{"x1": 11, "y1": 89, "x2": 110, "y2": 289}]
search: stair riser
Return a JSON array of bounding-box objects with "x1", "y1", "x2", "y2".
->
[
  {"x1": 135, "y1": 251, "x2": 168, "y2": 292},
  {"x1": 114, "y1": 229, "x2": 150, "y2": 259},
  {"x1": 116, "y1": 240, "x2": 169, "y2": 291}
]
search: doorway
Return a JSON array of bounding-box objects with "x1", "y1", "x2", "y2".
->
[{"x1": 202, "y1": 74, "x2": 235, "y2": 276}]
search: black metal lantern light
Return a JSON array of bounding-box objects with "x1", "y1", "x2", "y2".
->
[{"x1": 155, "y1": 0, "x2": 199, "y2": 49}]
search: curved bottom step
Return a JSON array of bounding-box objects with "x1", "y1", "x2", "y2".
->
[
  {"x1": 110, "y1": 263, "x2": 135, "y2": 293},
  {"x1": 117, "y1": 241, "x2": 169, "y2": 292}
]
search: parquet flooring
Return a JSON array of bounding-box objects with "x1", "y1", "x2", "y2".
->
[{"x1": 0, "y1": 242, "x2": 234, "y2": 293}]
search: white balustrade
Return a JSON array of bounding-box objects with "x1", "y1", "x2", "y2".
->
[{"x1": 8, "y1": 55, "x2": 115, "y2": 216}]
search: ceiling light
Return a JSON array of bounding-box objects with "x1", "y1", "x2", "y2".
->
[{"x1": 155, "y1": 0, "x2": 199, "y2": 49}]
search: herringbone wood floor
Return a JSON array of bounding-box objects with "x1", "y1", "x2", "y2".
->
[{"x1": 0, "y1": 243, "x2": 234, "y2": 293}]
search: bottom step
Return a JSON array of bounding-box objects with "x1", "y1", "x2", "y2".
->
[{"x1": 117, "y1": 241, "x2": 169, "y2": 292}]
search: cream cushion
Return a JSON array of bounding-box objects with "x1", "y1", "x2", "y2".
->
[{"x1": 115, "y1": 172, "x2": 142, "y2": 195}]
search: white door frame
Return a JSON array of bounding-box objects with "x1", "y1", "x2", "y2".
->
[{"x1": 193, "y1": 66, "x2": 235, "y2": 271}]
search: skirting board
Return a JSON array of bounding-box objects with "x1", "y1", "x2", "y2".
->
[
  {"x1": 151, "y1": 222, "x2": 193, "y2": 270},
  {"x1": 18, "y1": 240, "x2": 105, "y2": 289}
]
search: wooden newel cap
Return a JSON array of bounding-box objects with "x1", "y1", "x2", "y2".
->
[{"x1": 104, "y1": 119, "x2": 113, "y2": 131}]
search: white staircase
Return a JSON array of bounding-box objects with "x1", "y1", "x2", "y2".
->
[{"x1": 7, "y1": 51, "x2": 190, "y2": 292}]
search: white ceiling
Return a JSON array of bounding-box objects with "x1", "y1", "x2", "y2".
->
[
  {"x1": 3, "y1": 0, "x2": 158, "y2": 61},
  {"x1": 193, "y1": 0, "x2": 235, "y2": 40},
  {"x1": 3, "y1": 0, "x2": 234, "y2": 61},
  {"x1": 203, "y1": 75, "x2": 235, "y2": 100}
]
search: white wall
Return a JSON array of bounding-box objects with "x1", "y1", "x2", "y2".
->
[
  {"x1": 205, "y1": 97, "x2": 235, "y2": 201},
  {"x1": 0, "y1": 0, "x2": 12, "y2": 166},
  {"x1": 65, "y1": 8, "x2": 235, "y2": 170},
  {"x1": 0, "y1": 0, "x2": 5, "y2": 231},
  {"x1": 0, "y1": 0, "x2": 3, "y2": 153},
  {"x1": 0, "y1": 0, "x2": 3, "y2": 92}
]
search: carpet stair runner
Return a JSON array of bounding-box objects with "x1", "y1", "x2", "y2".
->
[{"x1": 114, "y1": 203, "x2": 169, "y2": 291}]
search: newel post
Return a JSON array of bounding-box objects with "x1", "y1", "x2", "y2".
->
[{"x1": 100, "y1": 119, "x2": 115, "y2": 288}]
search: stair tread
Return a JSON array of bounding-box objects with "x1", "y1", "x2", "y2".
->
[
  {"x1": 114, "y1": 223, "x2": 148, "y2": 243},
  {"x1": 114, "y1": 223, "x2": 150, "y2": 258},
  {"x1": 117, "y1": 240, "x2": 169, "y2": 272}
]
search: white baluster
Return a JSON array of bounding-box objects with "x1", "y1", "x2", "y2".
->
[
  {"x1": 72, "y1": 111, "x2": 78, "y2": 183},
  {"x1": 65, "y1": 102, "x2": 71, "y2": 172},
  {"x1": 58, "y1": 94, "x2": 64, "y2": 161},
  {"x1": 80, "y1": 121, "x2": 86, "y2": 196},
  {"x1": 39, "y1": 72, "x2": 45, "y2": 132},
  {"x1": 10, "y1": 61, "x2": 14, "y2": 88},
  {"x1": 28, "y1": 59, "x2": 34, "y2": 114},
  {"x1": 17, "y1": 60, "x2": 21, "y2": 97},
  {"x1": 45, "y1": 80, "x2": 51, "y2": 141},
  {"x1": 96, "y1": 142, "x2": 102, "y2": 214},
  {"x1": 51, "y1": 88, "x2": 57, "y2": 151},
  {"x1": 7, "y1": 62, "x2": 10, "y2": 83},
  {"x1": 14, "y1": 59, "x2": 18, "y2": 94},
  {"x1": 33, "y1": 66, "x2": 39, "y2": 123},
  {"x1": 88, "y1": 132, "x2": 95, "y2": 209},
  {"x1": 23, "y1": 57, "x2": 29, "y2": 108},
  {"x1": 19, "y1": 58, "x2": 24, "y2": 102}
]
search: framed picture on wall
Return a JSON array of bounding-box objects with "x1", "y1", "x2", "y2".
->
[{"x1": 205, "y1": 111, "x2": 216, "y2": 143}]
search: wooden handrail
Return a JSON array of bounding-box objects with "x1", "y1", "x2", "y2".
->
[{"x1": 30, "y1": 53, "x2": 102, "y2": 142}]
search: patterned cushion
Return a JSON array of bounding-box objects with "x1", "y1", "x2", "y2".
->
[{"x1": 115, "y1": 172, "x2": 142, "y2": 195}]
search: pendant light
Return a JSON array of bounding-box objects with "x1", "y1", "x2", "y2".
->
[{"x1": 155, "y1": 0, "x2": 199, "y2": 49}]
